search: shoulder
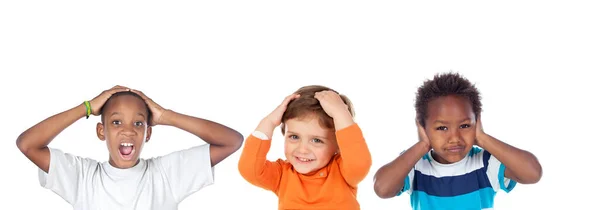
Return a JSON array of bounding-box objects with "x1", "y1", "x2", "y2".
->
[
  {"x1": 412, "y1": 151, "x2": 434, "y2": 170},
  {"x1": 467, "y1": 147, "x2": 496, "y2": 167},
  {"x1": 48, "y1": 147, "x2": 99, "y2": 166}
]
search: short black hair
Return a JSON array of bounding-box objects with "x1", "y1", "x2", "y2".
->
[
  {"x1": 415, "y1": 72, "x2": 482, "y2": 127},
  {"x1": 100, "y1": 91, "x2": 152, "y2": 124}
]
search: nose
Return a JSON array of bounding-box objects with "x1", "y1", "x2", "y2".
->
[
  {"x1": 121, "y1": 124, "x2": 136, "y2": 136},
  {"x1": 296, "y1": 140, "x2": 310, "y2": 154},
  {"x1": 448, "y1": 128, "x2": 461, "y2": 144}
]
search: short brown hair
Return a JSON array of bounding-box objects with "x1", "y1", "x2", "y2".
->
[{"x1": 281, "y1": 85, "x2": 355, "y2": 134}]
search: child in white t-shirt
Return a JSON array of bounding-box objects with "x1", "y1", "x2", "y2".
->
[{"x1": 16, "y1": 85, "x2": 244, "y2": 210}]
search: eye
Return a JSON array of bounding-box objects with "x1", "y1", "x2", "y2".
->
[
  {"x1": 311, "y1": 138, "x2": 324, "y2": 144},
  {"x1": 134, "y1": 121, "x2": 144, "y2": 127},
  {"x1": 112, "y1": 120, "x2": 122, "y2": 125},
  {"x1": 288, "y1": 135, "x2": 299, "y2": 140},
  {"x1": 436, "y1": 126, "x2": 448, "y2": 131},
  {"x1": 459, "y1": 124, "x2": 471, "y2": 129}
]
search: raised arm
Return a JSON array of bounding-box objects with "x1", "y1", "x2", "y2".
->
[
  {"x1": 16, "y1": 86, "x2": 129, "y2": 173},
  {"x1": 314, "y1": 91, "x2": 372, "y2": 187},
  {"x1": 131, "y1": 89, "x2": 244, "y2": 167},
  {"x1": 475, "y1": 117, "x2": 542, "y2": 184},
  {"x1": 373, "y1": 121, "x2": 431, "y2": 198},
  {"x1": 238, "y1": 94, "x2": 299, "y2": 192}
]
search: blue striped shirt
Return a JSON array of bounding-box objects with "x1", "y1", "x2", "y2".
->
[{"x1": 397, "y1": 147, "x2": 516, "y2": 210}]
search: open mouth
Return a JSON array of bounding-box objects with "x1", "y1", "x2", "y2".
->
[
  {"x1": 295, "y1": 156, "x2": 315, "y2": 163},
  {"x1": 118, "y1": 142, "x2": 136, "y2": 161}
]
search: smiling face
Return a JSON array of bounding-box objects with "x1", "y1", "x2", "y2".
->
[
  {"x1": 96, "y1": 94, "x2": 152, "y2": 169},
  {"x1": 425, "y1": 95, "x2": 476, "y2": 164},
  {"x1": 283, "y1": 115, "x2": 339, "y2": 174}
]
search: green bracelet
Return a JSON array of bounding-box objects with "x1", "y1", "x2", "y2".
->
[{"x1": 84, "y1": 101, "x2": 92, "y2": 119}]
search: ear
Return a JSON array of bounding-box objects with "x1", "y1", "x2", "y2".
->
[
  {"x1": 96, "y1": 122, "x2": 106, "y2": 141},
  {"x1": 145, "y1": 126, "x2": 152, "y2": 143}
]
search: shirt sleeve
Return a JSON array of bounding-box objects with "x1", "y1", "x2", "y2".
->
[
  {"x1": 38, "y1": 148, "x2": 97, "y2": 205},
  {"x1": 485, "y1": 151, "x2": 517, "y2": 193},
  {"x1": 156, "y1": 144, "x2": 215, "y2": 202},
  {"x1": 237, "y1": 132, "x2": 283, "y2": 194},
  {"x1": 396, "y1": 150, "x2": 416, "y2": 196},
  {"x1": 336, "y1": 123, "x2": 373, "y2": 188}
]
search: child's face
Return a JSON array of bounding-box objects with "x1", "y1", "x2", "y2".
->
[
  {"x1": 96, "y1": 95, "x2": 152, "y2": 169},
  {"x1": 425, "y1": 95, "x2": 476, "y2": 164},
  {"x1": 283, "y1": 115, "x2": 338, "y2": 174}
]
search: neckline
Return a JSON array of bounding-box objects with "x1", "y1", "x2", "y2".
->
[
  {"x1": 102, "y1": 158, "x2": 147, "y2": 177},
  {"x1": 428, "y1": 149, "x2": 469, "y2": 167}
]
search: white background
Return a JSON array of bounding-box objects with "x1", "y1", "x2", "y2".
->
[{"x1": 1, "y1": 1, "x2": 598, "y2": 209}]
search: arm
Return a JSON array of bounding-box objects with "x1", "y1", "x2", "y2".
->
[
  {"x1": 373, "y1": 120, "x2": 431, "y2": 198},
  {"x1": 16, "y1": 103, "x2": 86, "y2": 173},
  {"x1": 16, "y1": 86, "x2": 129, "y2": 173},
  {"x1": 131, "y1": 89, "x2": 243, "y2": 167},
  {"x1": 476, "y1": 117, "x2": 542, "y2": 184},
  {"x1": 238, "y1": 94, "x2": 299, "y2": 192},
  {"x1": 335, "y1": 123, "x2": 372, "y2": 187},
  {"x1": 237, "y1": 119, "x2": 283, "y2": 192},
  {"x1": 477, "y1": 134, "x2": 542, "y2": 184},
  {"x1": 160, "y1": 110, "x2": 244, "y2": 167},
  {"x1": 314, "y1": 90, "x2": 372, "y2": 187},
  {"x1": 373, "y1": 141, "x2": 429, "y2": 198}
]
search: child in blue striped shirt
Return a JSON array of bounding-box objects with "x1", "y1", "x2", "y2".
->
[{"x1": 373, "y1": 72, "x2": 543, "y2": 210}]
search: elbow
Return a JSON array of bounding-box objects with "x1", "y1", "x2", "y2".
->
[
  {"x1": 237, "y1": 153, "x2": 253, "y2": 182},
  {"x1": 229, "y1": 132, "x2": 244, "y2": 153},
  {"x1": 224, "y1": 132, "x2": 245, "y2": 155},
  {"x1": 523, "y1": 163, "x2": 543, "y2": 184},
  {"x1": 373, "y1": 177, "x2": 397, "y2": 199},
  {"x1": 237, "y1": 160, "x2": 254, "y2": 183},
  {"x1": 234, "y1": 132, "x2": 244, "y2": 151},
  {"x1": 16, "y1": 134, "x2": 30, "y2": 155},
  {"x1": 523, "y1": 154, "x2": 543, "y2": 184},
  {"x1": 357, "y1": 156, "x2": 373, "y2": 175},
  {"x1": 356, "y1": 153, "x2": 373, "y2": 174}
]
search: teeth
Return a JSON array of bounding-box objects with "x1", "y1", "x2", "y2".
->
[
  {"x1": 120, "y1": 143, "x2": 133, "y2": 147},
  {"x1": 298, "y1": 157, "x2": 313, "y2": 162}
]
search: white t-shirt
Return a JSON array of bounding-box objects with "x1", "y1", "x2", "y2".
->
[{"x1": 38, "y1": 144, "x2": 214, "y2": 210}]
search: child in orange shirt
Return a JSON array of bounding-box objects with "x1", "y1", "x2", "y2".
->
[{"x1": 238, "y1": 85, "x2": 372, "y2": 210}]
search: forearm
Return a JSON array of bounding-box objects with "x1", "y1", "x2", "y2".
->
[
  {"x1": 17, "y1": 103, "x2": 86, "y2": 153},
  {"x1": 374, "y1": 141, "x2": 430, "y2": 198},
  {"x1": 333, "y1": 112, "x2": 354, "y2": 132},
  {"x1": 255, "y1": 118, "x2": 278, "y2": 139},
  {"x1": 161, "y1": 110, "x2": 243, "y2": 148},
  {"x1": 478, "y1": 134, "x2": 542, "y2": 184}
]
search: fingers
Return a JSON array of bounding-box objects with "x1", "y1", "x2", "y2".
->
[
  {"x1": 108, "y1": 88, "x2": 130, "y2": 95},
  {"x1": 111, "y1": 85, "x2": 129, "y2": 89},
  {"x1": 314, "y1": 91, "x2": 343, "y2": 105},
  {"x1": 279, "y1": 93, "x2": 300, "y2": 108},
  {"x1": 415, "y1": 118, "x2": 428, "y2": 138},
  {"x1": 314, "y1": 90, "x2": 335, "y2": 100},
  {"x1": 104, "y1": 85, "x2": 130, "y2": 95},
  {"x1": 476, "y1": 115, "x2": 483, "y2": 132},
  {"x1": 415, "y1": 119, "x2": 425, "y2": 132},
  {"x1": 129, "y1": 89, "x2": 144, "y2": 97},
  {"x1": 129, "y1": 89, "x2": 151, "y2": 101}
]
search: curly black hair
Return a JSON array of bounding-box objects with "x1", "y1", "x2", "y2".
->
[
  {"x1": 100, "y1": 91, "x2": 152, "y2": 124},
  {"x1": 415, "y1": 72, "x2": 482, "y2": 127}
]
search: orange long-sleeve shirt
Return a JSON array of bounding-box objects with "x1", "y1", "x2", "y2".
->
[{"x1": 238, "y1": 123, "x2": 372, "y2": 210}]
